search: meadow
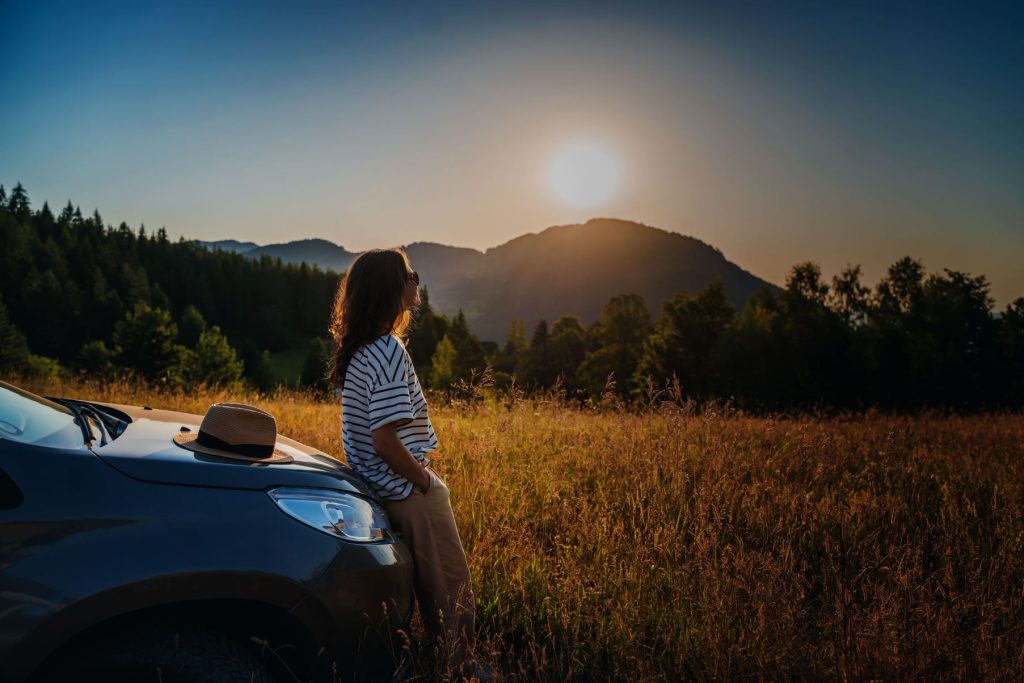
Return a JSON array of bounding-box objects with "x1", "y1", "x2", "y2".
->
[{"x1": 18, "y1": 378, "x2": 1024, "y2": 681}]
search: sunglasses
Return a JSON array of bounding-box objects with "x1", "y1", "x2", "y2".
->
[{"x1": 406, "y1": 270, "x2": 420, "y2": 286}]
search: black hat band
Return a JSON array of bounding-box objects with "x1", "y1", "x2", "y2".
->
[{"x1": 196, "y1": 430, "x2": 275, "y2": 458}]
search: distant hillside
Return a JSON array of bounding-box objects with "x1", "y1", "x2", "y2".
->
[
  {"x1": 201, "y1": 239, "x2": 259, "y2": 254},
  {"x1": 440, "y1": 218, "x2": 777, "y2": 340},
  {"x1": 403, "y1": 241, "x2": 487, "y2": 308},
  {"x1": 197, "y1": 238, "x2": 357, "y2": 273},
  {"x1": 245, "y1": 239, "x2": 356, "y2": 273},
  {"x1": 200, "y1": 219, "x2": 778, "y2": 341}
]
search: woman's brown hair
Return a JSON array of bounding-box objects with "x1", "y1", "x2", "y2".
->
[{"x1": 327, "y1": 248, "x2": 413, "y2": 386}]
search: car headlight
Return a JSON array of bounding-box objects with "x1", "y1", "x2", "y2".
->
[{"x1": 267, "y1": 487, "x2": 390, "y2": 542}]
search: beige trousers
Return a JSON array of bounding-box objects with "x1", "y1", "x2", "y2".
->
[{"x1": 383, "y1": 467, "x2": 475, "y2": 663}]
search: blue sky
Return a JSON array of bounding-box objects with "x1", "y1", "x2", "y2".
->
[{"x1": 2, "y1": 0, "x2": 1021, "y2": 305}]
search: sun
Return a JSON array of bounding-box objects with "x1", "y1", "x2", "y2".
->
[{"x1": 546, "y1": 139, "x2": 623, "y2": 209}]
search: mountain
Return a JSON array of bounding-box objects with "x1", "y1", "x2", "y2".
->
[
  {"x1": 201, "y1": 239, "x2": 259, "y2": 254},
  {"x1": 436, "y1": 218, "x2": 776, "y2": 341},
  {"x1": 244, "y1": 239, "x2": 356, "y2": 273},
  {"x1": 199, "y1": 218, "x2": 778, "y2": 341},
  {"x1": 403, "y1": 241, "x2": 487, "y2": 307},
  {"x1": 196, "y1": 238, "x2": 357, "y2": 272}
]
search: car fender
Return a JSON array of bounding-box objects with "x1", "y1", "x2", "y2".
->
[{"x1": 4, "y1": 570, "x2": 311, "y2": 683}]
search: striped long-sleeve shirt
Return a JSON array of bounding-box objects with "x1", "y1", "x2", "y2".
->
[{"x1": 341, "y1": 333, "x2": 437, "y2": 501}]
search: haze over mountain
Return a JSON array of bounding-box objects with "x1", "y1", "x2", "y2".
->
[
  {"x1": 201, "y1": 238, "x2": 357, "y2": 273},
  {"x1": 202, "y1": 239, "x2": 259, "y2": 254},
  {"x1": 200, "y1": 218, "x2": 777, "y2": 341}
]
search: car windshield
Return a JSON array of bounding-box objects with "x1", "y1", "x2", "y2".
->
[{"x1": 0, "y1": 381, "x2": 88, "y2": 448}]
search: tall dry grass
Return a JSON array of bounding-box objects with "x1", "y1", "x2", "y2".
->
[{"x1": 15, "y1": 377, "x2": 1024, "y2": 681}]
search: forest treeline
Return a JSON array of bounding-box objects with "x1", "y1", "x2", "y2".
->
[
  {"x1": 0, "y1": 183, "x2": 338, "y2": 390},
  {"x1": 1, "y1": 182, "x2": 1022, "y2": 411}
]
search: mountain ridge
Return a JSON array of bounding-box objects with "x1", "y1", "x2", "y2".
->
[{"x1": 197, "y1": 218, "x2": 779, "y2": 341}]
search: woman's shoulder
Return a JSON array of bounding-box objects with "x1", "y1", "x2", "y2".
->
[
  {"x1": 376, "y1": 333, "x2": 405, "y2": 350},
  {"x1": 355, "y1": 333, "x2": 404, "y2": 364}
]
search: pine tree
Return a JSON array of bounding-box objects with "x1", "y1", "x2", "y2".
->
[
  {"x1": 446, "y1": 310, "x2": 486, "y2": 382},
  {"x1": 178, "y1": 305, "x2": 207, "y2": 347},
  {"x1": 521, "y1": 320, "x2": 557, "y2": 388},
  {"x1": 578, "y1": 294, "x2": 652, "y2": 397},
  {"x1": 8, "y1": 182, "x2": 30, "y2": 217},
  {"x1": 493, "y1": 320, "x2": 527, "y2": 375},
  {"x1": 549, "y1": 316, "x2": 587, "y2": 391},
  {"x1": 60, "y1": 201, "x2": 75, "y2": 224},
  {"x1": 79, "y1": 340, "x2": 117, "y2": 378},
  {"x1": 112, "y1": 302, "x2": 182, "y2": 382},
  {"x1": 407, "y1": 287, "x2": 450, "y2": 377},
  {"x1": 189, "y1": 326, "x2": 244, "y2": 388},
  {"x1": 430, "y1": 335, "x2": 458, "y2": 388}
]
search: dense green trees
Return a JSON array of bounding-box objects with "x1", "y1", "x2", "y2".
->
[
  {"x1": 179, "y1": 304, "x2": 207, "y2": 347},
  {"x1": 419, "y1": 262, "x2": 1022, "y2": 411},
  {"x1": 1, "y1": 182, "x2": 1021, "y2": 410},
  {"x1": 426, "y1": 311, "x2": 488, "y2": 390},
  {"x1": 188, "y1": 326, "x2": 245, "y2": 388},
  {"x1": 548, "y1": 316, "x2": 587, "y2": 392},
  {"x1": 637, "y1": 280, "x2": 734, "y2": 401},
  {"x1": 999, "y1": 299, "x2": 1024, "y2": 402},
  {"x1": 429, "y1": 336, "x2": 459, "y2": 389},
  {"x1": 299, "y1": 337, "x2": 331, "y2": 396},
  {"x1": 406, "y1": 288, "x2": 450, "y2": 386},
  {"x1": 111, "y1": 303, "x2": 182, "y2": 382},
  {"x1": 861, "y1": 262, "x2": 1003, "y2": 409},
  {"x1": 0, "y1": 295, "x2": 33, "y2": 374},
  {"x1": 492, "y1": 319, "x2": 527, "y2": 385},
  {"x1": 0, "y1": 183, "x2": 330, "y2": 390},
  {"x1": 577, "y1": 294, "x2": 653, "y2": 397},
  {"x1": 94, "y1": 302, "x2": 244, "y2": 388}
]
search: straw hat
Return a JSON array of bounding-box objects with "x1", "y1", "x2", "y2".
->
[{"x1": 172, "y1": 403, "x2": 294, "y2": 464}]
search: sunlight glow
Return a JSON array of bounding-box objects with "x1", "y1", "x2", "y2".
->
[{"x1": 546, "y1": 139, "x2": 623, "y2": 208}]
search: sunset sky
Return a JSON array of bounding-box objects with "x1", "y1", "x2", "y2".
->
[{"x1": 2, "y1": 1, "x2": 1022, "y2": 306}]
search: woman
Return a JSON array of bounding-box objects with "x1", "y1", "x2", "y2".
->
[{"x1": 327, "y1": 247, "x2": 480, "y2": 676}]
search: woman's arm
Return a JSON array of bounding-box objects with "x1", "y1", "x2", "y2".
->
[{"x1": 372, "y1": 422, "x2": 431, "y2": 492}]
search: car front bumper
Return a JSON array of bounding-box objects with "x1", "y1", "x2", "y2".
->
[{"x1": 291, "y1": 535, "x2": 416, "y2": 682}]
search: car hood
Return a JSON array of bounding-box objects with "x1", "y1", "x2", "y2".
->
[{"x1": 88, "y1": 401, "x2": 368, "y2": 495}]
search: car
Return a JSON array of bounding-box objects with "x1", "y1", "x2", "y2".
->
[{"x1": 0, "y1": 380, "x2": 416, "y2": 682}]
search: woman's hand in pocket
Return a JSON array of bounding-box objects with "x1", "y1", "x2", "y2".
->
[{"x1": 417, "y1": 466, "x2": 432, "y2": 494}]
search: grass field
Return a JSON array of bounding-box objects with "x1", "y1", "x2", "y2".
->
[{"x1": 17, "y1": 378, "x2": 1024, "y2": 681}]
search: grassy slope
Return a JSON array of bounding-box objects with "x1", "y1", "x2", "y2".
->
[{"x1": 18, "y1": 378, "x2": 1024, "y2": 681}]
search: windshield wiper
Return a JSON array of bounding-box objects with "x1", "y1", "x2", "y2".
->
[
  {"x1": 50, "y1": 399, "x2": 127, "y2": 446},
  {"x1": 77, "y1": 404, "x2": 110, "y2": 446},
  {"x1": 53, "y1": 398, "x2": 96, "y2": 445}
]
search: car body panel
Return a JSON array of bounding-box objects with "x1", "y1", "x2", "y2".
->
[
  {"x1": 87, "y1": 402, "x2": 368, "y2": 494},
  {"x1": 291, "y1": 541, "x2": 416, "y2": 681},
  {"x1": 0, "y1": 395, "x2": 415, "y2": 683}
]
